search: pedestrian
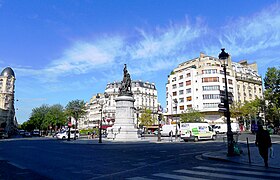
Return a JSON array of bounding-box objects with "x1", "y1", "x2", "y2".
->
[
  {"x1": 87, "y1": 131, "x2": 91, "y2": 139},
  {"x1": 169, "y1": 130, "x2": 173, "y2": 142},
  {"x1": 255, "y1": 124, "x2": 272, "y2": 167}
]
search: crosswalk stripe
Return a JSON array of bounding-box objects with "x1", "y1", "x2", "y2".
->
[
  {"x1": 194, "y1": 166, "x2": 280, "y2": 178},
  {"x1": 153, "y1": 173, "x2": 208, "y2": 180},
  {"x1": 175, "y1": 169, "x2": 263, "y2": 180},
  {"x1": 213, "y1": 163, "x2": 280, "y2": 172},
  {"x1": 126, "y1": 177, "x2": 154, "y2": 180}
]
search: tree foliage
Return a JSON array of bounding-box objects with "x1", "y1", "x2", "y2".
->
[
  {"x1": 65, "y1": 99, "x2": 86, "y2": 120},
  {"x1": 264, "y1": 67, "x2": 280, "y2": 125},
  {"x1": 180, "y1": 108, "x2": 204, "y2": 123},
  {"x1": 21, "y1": 104, "x2": 66, "y2": 132},
  {"x1": 139, "y1": 109, "x2": 154, "y2": 126}
]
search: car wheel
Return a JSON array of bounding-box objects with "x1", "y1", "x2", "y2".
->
[
  {"x1": 183, "y1": 139, "x2": 188, "y2": 142},
  {"x1": 62, "y1": 136, "x2": 66, "y2": 140},
  {"x1": 212, "y1": 135, "x2": 216, "y2": 140},
  {"x1": 194, "y1": 137, "x2": 198, "y2": 142}
]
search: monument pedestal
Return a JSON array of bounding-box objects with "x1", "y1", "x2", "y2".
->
[{"x1": 107, "y1": 96, "x2": 140, "y2": 141}]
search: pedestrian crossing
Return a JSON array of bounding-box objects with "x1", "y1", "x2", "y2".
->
[{"x1": 126, "y1": 163, "x2": 280, "y2": 180}]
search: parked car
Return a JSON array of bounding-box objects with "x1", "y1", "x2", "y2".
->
[
  {"x1": 32, "y1": 129, "x2": 40, "y2": 136},
  {"x1": 56, "y1": 129, "x2": 79, "y2": 140},
  {"x1": 24, "y1": 132, "x2": 32, "y2": 137},
  {"x1": 18, "y1": 130, "x2": 25, "y2": 136},
  {"x1": 0, "y1": 130, "x2": 9, "y2": 139}
]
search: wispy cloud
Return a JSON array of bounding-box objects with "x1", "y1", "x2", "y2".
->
[
  {"x1": 218, "y1": 2, "x2": 280, "y2": 56},
  {"x1": 13, "y1": 2, "x2": 280, "y2": 90}
]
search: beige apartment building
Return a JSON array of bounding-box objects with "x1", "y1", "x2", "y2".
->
[
  {"x1": 0, "y1": 67, "x2": 17, "y2": 133},
  {"x1": 79, "y1": 80, "x2": 159, "y2": 129},
  {"x1": 165, "y1": 52, "x2": 263, "y2": 124}
]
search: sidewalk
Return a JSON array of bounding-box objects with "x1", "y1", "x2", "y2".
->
[{"x1": 202, "y1": 143, "x2": 280, "y2": 169}]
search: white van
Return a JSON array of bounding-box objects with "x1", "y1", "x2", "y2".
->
[
  {"x1": 56, "y1": 129, "x2": 79, "y2": 139},
  {"x1": 161, "y1": 124, "x2": 179, "y2": 137},
  {"x1": 180, "y1": 123, "x2": 216, "y2": 142},
  {"x1": 213, "y1": 123, "x2": 240, "y2": 134}
]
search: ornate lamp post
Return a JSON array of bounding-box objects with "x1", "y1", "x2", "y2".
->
[
  {"x1": 73, "y1": 106, "x2": 80, "y2": 140},
  {"x1": 96, "y1": 93, "x2": 109, "y2": 143},
  {"x1": 157, "y1": 105, "x2": 162, "y2": 142},
  {"x1": 134, "y1": 107, "x2": 140, "y2": 129},
  {"x1": 219, "y1": 48, "x2": 234, "y2": 156},
  {"x1": 173, "y1": 99, "x2": 178, "y2": 141}
]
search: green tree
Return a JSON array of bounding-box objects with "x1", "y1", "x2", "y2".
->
[
  {"x1": 65, "y1": 100, "x2": 86, "y2": 129},
  {"x1": 139, "y1": 109, "x2": 153, "y2": 126},
  {"x1": 264, "y1": 67, "x2": 280, "y2": 126},
  {"x1": 230, "y1": 101, "x2": 242, "y2": 119},
  {"x1": 45, "y1": 104, "x2": 66, "y2": 131},
  {"x1": 180, "y1": 108, "x2": 204, "y2": 123},
  {"x1": 29, "y1": 104, "x2": 50, "y2": 130}
]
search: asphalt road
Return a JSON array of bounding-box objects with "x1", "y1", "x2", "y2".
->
[{"x1": 0, "y1": 133, "x2": 279, "y2": 180}]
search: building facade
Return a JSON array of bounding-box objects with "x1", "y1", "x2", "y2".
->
[
  {"x1": 165, "y1": 52, "x2": 263, "y2": 124},
  {"x1": 0, "y1": 67, "x2": 17, "y2": 134},
  {"x1": 80, "y1": 80, "x2": 159, "y2": 129}
]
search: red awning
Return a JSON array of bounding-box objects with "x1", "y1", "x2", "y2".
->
[{"x1": 101, "y1": 125, "x2": 113, "y2": 129}]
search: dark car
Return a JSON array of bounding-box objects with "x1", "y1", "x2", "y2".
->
[
  {"x1": 0, "y1": 130, "x2": 9, "y2": 139},
  {"x1": 32, "y1": 129, "x2": 40, "y2": 136},
  {"x1": 24, "y1": 132, "x2": 32, "y2": 137}
]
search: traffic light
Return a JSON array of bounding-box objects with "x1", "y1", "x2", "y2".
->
[
  {"x1": 218, "y1": 103, "x2": 226, "y2": 112},
  {"x1": 220, "y1": 90, "x2": 234, "y2": 104},
  {"x1": 158, "y1": 114, "x2": 162, "y2": 121}
]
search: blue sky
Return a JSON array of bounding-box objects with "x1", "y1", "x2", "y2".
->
[{"x1": 1, "y1": 0, "x2": 280, "y2": 123}]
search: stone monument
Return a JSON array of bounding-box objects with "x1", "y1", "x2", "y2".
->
[{"x1": 107, "y1": 64, "x2": 140, "y2": 141}]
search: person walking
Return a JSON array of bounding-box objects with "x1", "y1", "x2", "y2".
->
[
  {"x1": 169, "y1": 130, "x2": 173, "y2": 142},
  {"x1": 255, "y1": 124, "x2": 272, "y2": 167}
]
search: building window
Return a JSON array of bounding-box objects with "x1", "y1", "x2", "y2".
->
[
  {"x1": 179, "y1": 82, "x2": 183, "y2": 87},
  {"x1": 179, "y1": 90, "x2": 184, "y2": 95},
  {"x1": 186, "y1": 88, "x2": 191, "y2": 93},
  {"x1": 172, "y1": 84, "x2": 177, "y2": 89},
  {"x1": 229, "y1": 87, "x2": 234, "y2": 93},
  {"x1": 202, "y1": 85, "x2": 220, "y2": 91},
  {"x1": 179, "y1": 98, "x2": 184, "y2": 103},
  {"x1": 202, "y1": 77, "x2": 219, "y2": 82},
  {"x1": 186, "y1": 73, "x2": 191, "y2": 77},
  {"x1": 180, "y1": 106, "x2": 184, "y2": 110},
  {"x1": 202, "y1": 69, "x2": 217, "y2": 74},
  {"x1": 173, "y1": 92, "x2": 177, "y2": 96},
  {"x1": 187, "y1": 105, "x2": 192, "y2": 109},
  {"x1": 186, "y1": 80, "x2": 191, "y2": 85},
  {"x1": 186, "y1": 96, "x2": 192, "y2": 101},
  {"x1": 203, "y1": 103, "x2": 219, "y2": 108},
  {"x1": 179, "y1": 75, "x2": 183, "y2": 79},
  {"x1": 228, "y1": 79, "x2": 233, "y2": 85},
  {"x1": 203, "y1": 94, "x2": 220, "y2": 99}
]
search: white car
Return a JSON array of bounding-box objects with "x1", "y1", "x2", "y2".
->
[{"x1": 56, "y1": 129, "x2": 79, "y2": 140}]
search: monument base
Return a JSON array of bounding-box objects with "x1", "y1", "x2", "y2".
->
[{"x1": 107, "y1": 95, "x2": 140, "y2": 141}]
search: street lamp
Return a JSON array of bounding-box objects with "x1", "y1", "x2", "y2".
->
[
  {"x1": 96, "y1": 93, "x2": 109, "y2": 143},
  {"x1": 173, "y1": 99, "x2": 178, "y2": 141},
  {"x1": 134, "y1": 107, "x2": 140, "y2": 129},
  {"x1": 219, "y1": 48, "x2": 234, "y2": 156},
  {"x1": 157, "y1": 105, "x2": 162, "y2": 142},
  {"x1": 73, "y1": 106, "x2": 80, "y2": 140}
]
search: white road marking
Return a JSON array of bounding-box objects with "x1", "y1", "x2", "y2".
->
[
  {"x1": 153, "y1": 173, "x2": 208, "y2": 180},
  {"x1": 176, "y1": 169, "x2": 264, "y2": 180},
  {"x1": 194, "y1": 166, "x2": 280, "y2": 178}
]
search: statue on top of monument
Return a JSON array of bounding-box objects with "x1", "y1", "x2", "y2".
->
[{"x1": 119, "y1": 64, "x2": 132, "y2": 96}]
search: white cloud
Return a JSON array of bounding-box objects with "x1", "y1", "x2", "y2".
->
[
  {"x1": 130, "y1": 18, "x2": 207, "y2": 60},
  {"x1": 218, "y1": 2, "x2": 280, "y2": 56}
]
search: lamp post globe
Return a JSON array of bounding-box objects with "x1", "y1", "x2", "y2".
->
[{"x1": 218, "y1": 48, "x2": 234, "y2": 156}]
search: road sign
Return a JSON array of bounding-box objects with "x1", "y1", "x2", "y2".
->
[{"x1": 218, "y1": 108, "x2": 227, "y2": 112}]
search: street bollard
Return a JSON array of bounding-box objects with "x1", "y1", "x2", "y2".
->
[{"x1": 246, "y1": 137, "x2": 251, "y2": 164}]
